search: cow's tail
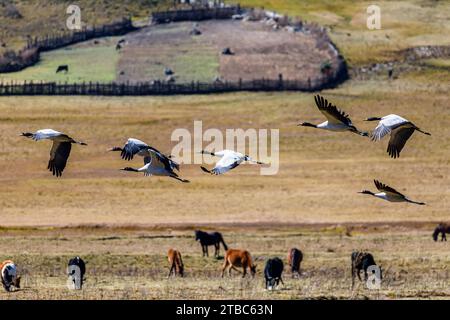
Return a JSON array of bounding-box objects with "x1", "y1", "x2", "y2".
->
[{"x1": 219, "y1": 234, "x2": 228, "y2": 251}]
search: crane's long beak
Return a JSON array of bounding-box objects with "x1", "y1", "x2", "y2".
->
[
  {"x1": 247, "y1": 159, "x2": 267, "y2": 165},
  {"x1": 198, "y1": 150, "x2": 214, "y2": 156}
]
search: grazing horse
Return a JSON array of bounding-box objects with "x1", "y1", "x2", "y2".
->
[
  {"x1": 351, "y1": 251, "x2": 382, "y2": 288},
  {"x1": 433, "y1": 223, "x2": 450, "y2": 241},
  {"x1": 67, "y1": 256, "x2": 86, "y2": 290},
  {"x1": 287, "y1": 248, "x2": 303, "y2": 277},
  {"x1": 1, "y1": 260, "x2": 21, "y2": 292},
  {"x1": 56, "y1": 65, "x2": 69, "y2": 73},
  {"x1": 264, "y1": 257, "x2": 284, "y2": 290},
  {"x1": 221, "y1": 249, "x2": 256, "y2": 278},
  {"x1": 167, "y1": 249, "x2": 184, "y2": 277},
  {"x1": 195, "y1": 230, "x2": 228, "y2": 258}
]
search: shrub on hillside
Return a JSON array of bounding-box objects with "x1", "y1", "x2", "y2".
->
[{"x1": 1, "y1": 1, "x2": 23, "y2": 19}]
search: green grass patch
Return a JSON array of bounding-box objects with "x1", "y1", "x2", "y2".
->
[
  {"x1": 422, "y1": 58, "x2": 450, "y2": 69},
  {"x1": 0, "y1": 45, "x2": 119, "y2": 83}
]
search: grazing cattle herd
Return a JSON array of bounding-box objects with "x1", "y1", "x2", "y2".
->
[{"x1": 0, "y1": 222, "x2": 447, "y2": 292}]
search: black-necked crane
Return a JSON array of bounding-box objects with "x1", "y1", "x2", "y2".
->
[
  {"x1": 365, "y1": 114, "x2": 431, "y2": 158},
  {"x1": 109, "y1": 138, "x2": 179, "y2": 171},
  {"x1": 200, "y1": 150, "x2": 265, "y2": 175},
  {"x1": 110, "y1": 138, "x2": 187, "y2": 183},
  {"x1": 120, "y1": 151, "x2": 189, "y2": 183},
  {"x1": 359, "y1": 180, "x2": 425, "y2": 205},
  {"x1": 21, "y1": 129, "x2": 87, "y2": 177},
  {"x1": 298, "y1": 95, "x2": 368, "y2": 136}
]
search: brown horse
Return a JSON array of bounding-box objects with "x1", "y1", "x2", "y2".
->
[
  {"x1": 433, "y1": 223, "x2": 450, "y2": 241},
  {"x1": 167, "y1": 249, "x2": 184, "y2": 277},
  {"x1": 221, "y1": 249, "x2": 256, "y2": 278},
  {"x1": 287, "y1": 248, "x2": 303, "y2": 277}
]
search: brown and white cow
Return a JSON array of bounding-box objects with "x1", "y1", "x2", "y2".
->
[
  {"x1": 168, "y1": 249, "x2": 184, "y2": 278},
  {"x1": 1, "y1": 260, "x2": 21, "y2": 292},
  {"x1": 221, "y1": 249, "x2": 256, "y2": 278}
]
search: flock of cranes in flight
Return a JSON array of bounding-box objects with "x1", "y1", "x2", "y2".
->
[{"x1": 20, "y1": 94, "x2": 430, "y2": 205}]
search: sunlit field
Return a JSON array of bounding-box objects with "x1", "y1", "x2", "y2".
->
[
  {"x1": 0, "y1": 226, "x2": 448, "y2": 300},
  {"x1": 0, "y1": 67, "x2": 449, "y2": 226},
  {"x1": 0, "y1": 0, "x2": 449, "y2": 300}
]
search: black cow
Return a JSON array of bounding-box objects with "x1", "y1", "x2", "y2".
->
[
  {"x1": 164, "y1": 67, "x2": 174, "y2": 76},
  {"x1": 67, "y1": 256, "x2": 86, "y2": 290},
  {"x1": 264, "y1": 257, "x2": 284, "y2": 290},
  {"x1": 222, "y1": 47, "x2": 234, "y2": 55},
  {"x1": 56, "y1": 65, "x2": 69, "y2": 73},
  {"x1": 351, "y1": 251, "x2": 382, "y2": 288},
  {"x1": 195, "y1": 230, "x2": 228, "y2": 258}
]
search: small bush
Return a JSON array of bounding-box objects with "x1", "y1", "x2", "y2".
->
[{"x1": 2, "y1": 2, "x2": 23, "y2": 19}]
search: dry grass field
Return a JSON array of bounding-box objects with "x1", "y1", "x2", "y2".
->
[
  {"x1": 0, "y1": 226, "x2": 448, "y2": 300},
  {"x1": 0, "y1": 0, "x2": 449, "y2": 300},
  {"x1": 0, "y1": 67, "x2": 448, "y2": 226},
  {"x1": 0, "y1": 62, "x2": 449, "y2": 299}
]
